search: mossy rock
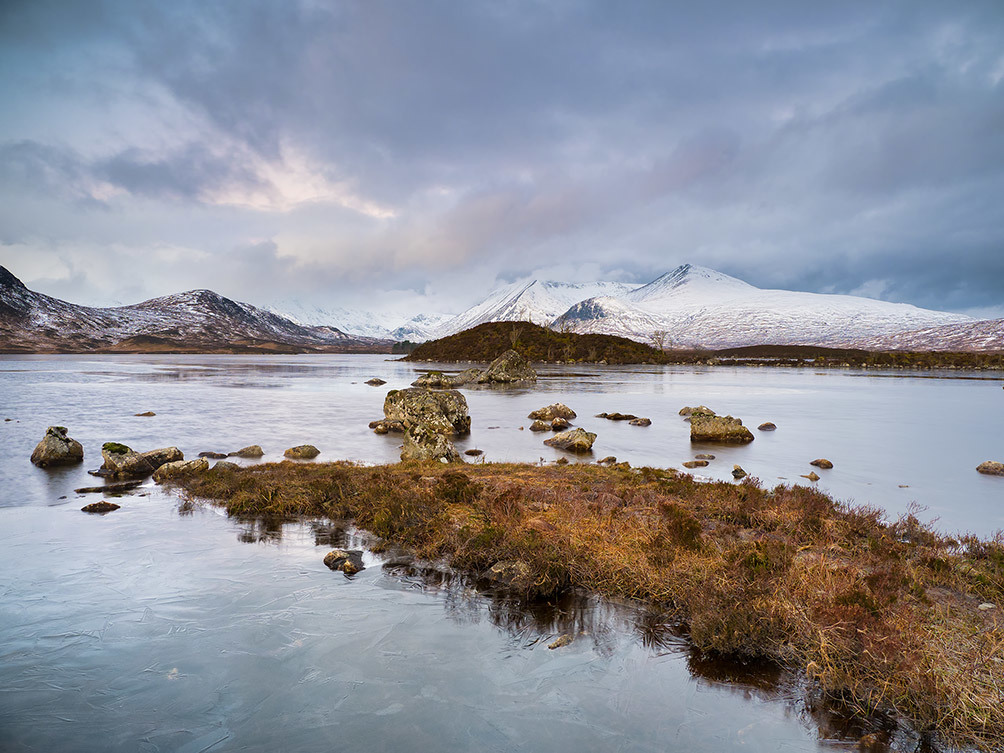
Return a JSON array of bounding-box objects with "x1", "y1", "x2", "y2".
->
[{"x1": 102, "y1": 442, "x2": 132, "y2": 455}]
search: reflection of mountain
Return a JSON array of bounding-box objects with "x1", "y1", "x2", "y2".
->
[{"x1": 0, "y1": 266, "x2": 390, "y2": 353}]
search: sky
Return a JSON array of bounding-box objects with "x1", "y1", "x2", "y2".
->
[{"x1": 1, "y1": 0, "x2": 1003, "y2": 319}]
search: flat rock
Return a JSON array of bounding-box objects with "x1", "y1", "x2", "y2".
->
[
  {"x1": 758, "y1": 422, "x2": 776, "y2": 431},
  {"x1": 74, "y1": 480, "x2": 142, "y2": 494},
  {"x1": 528, "y1": 403, "x2": 576, "y2": 421},
  {"x1": 464, "y1": 449, "x2": 484, "y2": 457},
  {"x1": 690, "y1": 415, "x2": 754, "y2": 444},
  {"x1": 284, "y1": 445, "x2": 320, "y2": 460},
  {"x1": 229, "y1": 445, "x2": 265, "y2": 458},
  {"x1": 134, "y1": 411, "x2": 156, "y2": 417},
  {"x1": 810, "y1": 458, "x2": 834, "y2": 469},
  {"x1": 682, "y1": 460, "x2": 709, "y2": 468},
  {"x1": 323, "y1": 548, "x2": 365, "y2": 574},
  {"x1": 976, "y1": 461, "x2": 1004, "y2": 476},
  {"x1": 153, "y1": 458, "x2": 209, "y2": 482},
  {"x1": 543, "y1": 428, "x2": 596, "y2": 453},
  {"x1": 384, "y1": 388, "x2": 471, "y2": 435},
  {"x1": 81, "y1": 501, "x2": 120, "y2": 514},
  {"x1": 30, "y1": 426, "x2": 84, "y2": 467},
  {"x1": 477, "y1": 350, "x2": 537, "y2": 383}
]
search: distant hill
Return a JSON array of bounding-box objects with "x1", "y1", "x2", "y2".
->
[
  {"x1": 403, "y1": 321, "x2": 685, "y2": 364},
  {"x1": 0, "y1": 266, "x2": 392, "y2": 354}
]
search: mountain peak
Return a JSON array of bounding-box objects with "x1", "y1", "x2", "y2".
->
[
  {"x1": 0, "y1": 266, "x2": 27, "y2": 291},
  {"x1": 627, "y1": 264, "x2": 752, "y2": 303}
]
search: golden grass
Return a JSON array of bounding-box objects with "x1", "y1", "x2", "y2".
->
[{"x1": 170, "y1": 460, "x2": 1004, "y2": 749}]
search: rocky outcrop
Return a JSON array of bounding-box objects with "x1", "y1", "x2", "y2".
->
[
  {"x1": 690, "y1": 415, "x2": 754, "y2": 444},
  {"x1": 401, "y1": 424, "x2": 461, "y2": 463},
  {"x1": 30, "y1": 426, "x2": 84, "y2": 467},
  {"x1": 384, "y1": 388, "x2": 471, "y2": 435},
  {"x1": 528, "y1": 404, "x2": 576, "y2": 421},
  {"x1": 976, "y1": 461, "x2": 1004, "y2": 477},
  {"x1": 477, "y1": 350, "x2": 536, "y2": 384},
  {"x1": 543, "y1": 428, "x2": 596, "y2": 453},
  {"x1": 758, "y1": 422, "x2": 777, "y2": 431},
  {"x1": 284, "y1": 445, "x2": 320, "y2": 460},
  {"x1": 153, "y1": 457, "x2": 209, "y2": 482},
  {"x1": 81, "y1": 501, "x2": 120, "y2": 513},
  {"x1": 323, "y1": 548, "x2": 365, "y2": 574},
  {"x1": 229, "y1": 445, "x2": 264, "y2": 458},
  {"x1": 100, "y1": 443, "x2": 183, "y2": 477},
  {"x1": 810, "y1": 458, "x2": 834, "y2": 469}
]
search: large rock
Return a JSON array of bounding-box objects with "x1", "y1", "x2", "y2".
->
[
  {"x1": 229, "y1": 445, "x2": 264, "y2": 458},
  {"x1": 284, "y1": 445, "x2": 320, "y2": 460},
  {"x1": 527, "y1": 403, "x2": 576, "y2": 421},
  {"x1": 476, "y1": 350, "x2": 536, "y2": 384},
  {"x1": 100, "y1": 443, "x2": 183, "y2": 477},
  {"x1": 544, "y1": 427, "x2": 596, "y2": 453},
  {"x1": 412, "y1": 368, "x2": 482, "y2": 388},
  {"x1": 30, "y1": 426, "x2": 84, "y2": 467},
  {"x1": 384, "y1": 388, "x2": 471, "y2": 435},
  {"x1": 401, "y1": 424, "x2": 462, "y2": 463},
  {"x1": 690, "y1": 415, "x2": 754, "y2": 444},
  {"x1": 680, "y1": 406, "x2": 715, "y2": 417},
  {"x1": 977, "y1": 461, "x2": 1004, "y2": 477},
  {"x1": 153, "y1": 458, "x2": 209, "y2": 482}
]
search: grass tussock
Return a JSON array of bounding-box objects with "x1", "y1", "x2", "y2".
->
[{"x1": 173, "y1": 461, "x2": 1003, "y2": 749}]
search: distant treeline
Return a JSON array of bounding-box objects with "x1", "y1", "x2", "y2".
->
[{"x1": 401, "y1": 322, "x2": 1004, "y2": 370}]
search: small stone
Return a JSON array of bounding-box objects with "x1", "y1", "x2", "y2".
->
[
  {"x1": 976, "y1": 461, "x2": 1004, "y2": 476},
  {"x1": 550, "y1": 417, "x2": 570, "y2": 431},
  {"x1": 548, "y1": 634, "x2": 574, "y2": 650},
  {"x1": 134, "y1": 411, "x2": 156, "y2": 417},
  {"x1": 529, "y1": 420, "x2": 550, "y2": 432},
  {"x1": 284, "y1": 445, "x2": 320, "y2": 460},
  {"x1": 81, "y1": 501, "x2": 120, "y2": 513},
  {"x1": 695, "y1": 454, "x2": 715, "y2": 460},
  {"x1": 198, "y1": 451, "x2": 228, "y2": 459},
  {"x1": 757, "y1": 422, "x2": 776, "y2": 431},
  {"x1": 810, "y1": 458, "x2": 833, "y2": 469},
  {"x1": 898, "y1": 484, "x2": 910, "y2": 488},
  {"x1": 628, "y1": 418, "x2": 651, "y2": 426},
  {"x1": 978, "y1": 602, "x2": 996, "y2": 611},
  {"x1": 365, "y1": 377, "x2": 387, "y2": 386},
  {"x1": 682, "y1": 460, "x2": 709, "y2": 468},
  {"x1": 732, "y1": 465, "x2": 747, "y2": 479},
  {"x1": 679, "y1": 406, "x2": 715, "y2": 417},
  {"x1": 464, "y1": 449, "x2": 484, "y2": 456},
  {"x1": 801, "y1": 471, "x2": 821, "y2": 482}
]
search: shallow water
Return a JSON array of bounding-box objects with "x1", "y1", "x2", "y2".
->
[{"x1": 1, "y1": 354, "x2": 1000, "y2": 752}]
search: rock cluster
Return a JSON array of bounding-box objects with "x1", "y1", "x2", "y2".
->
[
  {"x1": 412, "y1": 351, "x2": 536, "y2": 389},
  {"x1": 30, "y1": 426, "x2": 84, "y2": 467},
  {"x1": 98, "y1": 443, "x2": 183, "y2": 477}
]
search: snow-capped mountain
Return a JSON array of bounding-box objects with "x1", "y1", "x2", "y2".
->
[
  {"x1": 0, "y1": 266, "x2": 390, "y2": 353},
  {"x1": 266, "y1": 300, "x2": 453, "y2": 341},
  {"x1": 552, "y1": 264, "x2": 973, "y2": 349},
  {"x1": 430, "y1": 279, "x2": 641, "y2": 338}
]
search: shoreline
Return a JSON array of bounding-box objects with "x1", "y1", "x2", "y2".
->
[{"x1": 167, "y1": 459, "x2": 1004, "y2": 751}]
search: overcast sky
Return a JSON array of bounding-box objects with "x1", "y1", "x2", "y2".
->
[{"x1": 1, "y1": 0, "x2": 1003, "y2": 318}]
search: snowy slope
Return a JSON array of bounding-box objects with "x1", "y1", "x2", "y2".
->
[
  {"x1": 855, "y1": 319, "x2": 1004, "y2": 351},
  {"x1": 431, "y1": 279, "x2": 641, "y2": 338},
  {"x1": 0, "y1": 266, "x2": 389, "y2": 352},
  {"x1": 267, "y1": 300, "x2": 453, "y2": 341},
  {"x1": 554, "y1": 264, "x2": 973, "y2": 349}
]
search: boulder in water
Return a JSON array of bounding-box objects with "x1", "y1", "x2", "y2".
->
[
  {"x1": 689, "y1": 415, "x2": 754, "y2": 444},
  {"x1": 810, "y1": 458, "x2": 834, "y2": 469},
  {"x1": 758, "y1": 422, "x2": 776, "y2": 431},
  {"x1": 284, "y1": 445, "x2": 320, "y2": 460},
  {"x1": 801, "y1": 471, "x2": 821, "y2": 482},
  {"x1": 550, "y1": 417, "x2": 570, "y2": 431},
  {"x1": 323, "y1": 548, "x2": 365, "y2": 574},
  {"x1": 30, "y1": 426, "x2": 84, "y2": 467},
  {"x1": 153, "y1": 458, "x2": 209, "y2": 482},
  {"x1": 596, "y1": 412, "x2": 637, "y2": 421},
  {"x1": 732, "y1": 465, "x2": 748, "y2": 479},
  {"x1": 629, "y1": 418, "x2": 651, "y2": 427},
  {"x1": 401, "y1": 424, "x2": 462, "y2": 463},
  {"x1": 679, "y1": 406, "x2": 715, "y2": 417},
  {"x1": 229, "y1": 445, "x2": 265, "y2": 458},
  {"x1": 384, "y1": 388, "x2": 471, "y2": 435},
  {"x1": 528, "y1": 403, "x2": 576, "y2": 421},
  {"x1": 81, "y1": 501, "x2": 120, "y2": 514},
  {"x1": 543, "y1": 428, "x2": 596, "y2": 453},
  {"x1": 364, "y1": 377, "x2": 387, "y2": 386},
  {"x1": 477, "y1": 350, "x2": 537, "y2": 383},
  {"x1": 682, "y1": 460, "x2": 709, "y2": 468},
  {"x1": 976, "y1": 461, "x2": 1004, "y2": 476}
]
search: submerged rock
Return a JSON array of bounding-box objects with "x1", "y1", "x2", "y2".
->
[
  {"x1": 134, "y1": 411, "x2": 156, "y2": 417},
  {"x1": 30, "y1": 426, "x2": 84, "y2": 468},
  {"x1": 801, "y1": 471, "x2": 821, "y2": 482},
  {"x1": 976, "y1": 461, "x2": 1004, "y2": 477},
  {"x1": 544, "y1": 428, "x2": 596, "y2": 453},
  {"x1": 364, "y1": 377, "x2": 387, "y2": 386},
  {"x1": 810, "y1": 458, "x2": 834, "y2": 469},
  {"x1": 284, "y1": 445, "x2": 320, "y2": 460},
  {"x1": 198, "y1": 451, "x2": 227, "y2": 459},
  {"x1": 690, "y1": 415, "x2": 754, "y2": 444},
  {"x1": 74, "y1": 480, "x2": 142, "y2": 494},
  {"x1": 477, "y1": 350, "x2": 536, "y2": 384},
  {"x1": 401, "y1": 424, "x2": 462, "y2": 463},
  {"x1": 153, "y1": 458, "x2": 209, "y2": 482},
  {"x1": 596, "y1": 412, "x2": 637, "y2": 421},
  {"x1": 323, "y1": 548, "x2": 365, "y2": 574},
  {"x1": 384, "y1": 388, "x2": 471, "y2": 435},
  {"x1": 758, "y1": 422, "x2": 777, "y2": 431},
  {"x1": 528, "y1": 403, "x2": 576, "y2": 421},
  {"x1": 229, "y1": 445, "x2": 265, "y2": 458},
  {"x1": 81, "y1": 501, "x2": 120, "y2": 514}
]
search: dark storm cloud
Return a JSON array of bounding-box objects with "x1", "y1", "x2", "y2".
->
[{"x1": 1, "y1": 0, "x2": 1003, "y2": 314}]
